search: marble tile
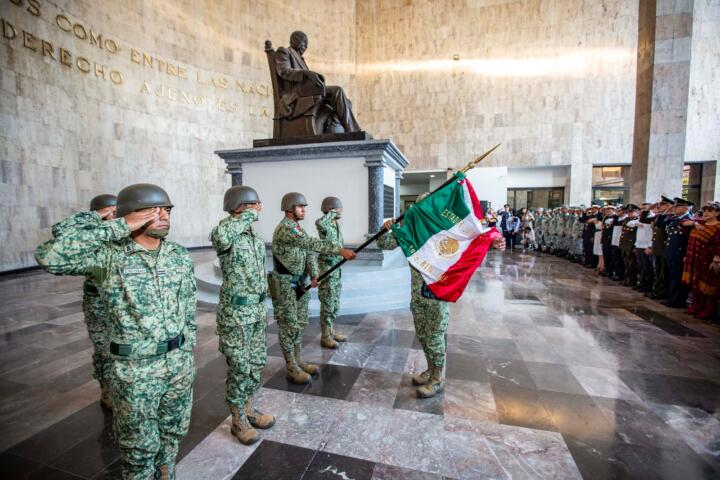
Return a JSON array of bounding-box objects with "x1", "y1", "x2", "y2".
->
[
  {"x1": 370, "y1": 463, "x2": 445, "y2": 480},
  {"x1": 569, "y1": 365, "x2": 643, "y2": 402},
  {"x1": 306, "y1": 450, "x2": 376, "y2": 479},
  {"x1": 231, "y1": 440, "x2": 314, "y2": 480},
  {"x1": 346, "y1": 369, "x2": 402, "y2": 407},
  {"x1": 442, "y1": 378, "x2": 497, "y2": 422},
  {"x1": 328, "y1": 343, "x2": 375, "y2": 369},
  {"x1": 322, "y1": 403, "x2": 396, "y2": 464},
  {"x1": 648, "y1": 403, "x2": 720, "y2": 468},
  {"x1": 364, "y1": 346, "x2": 410, "y2": 373},
  {"x1": 393, "y1": 374, "x2": 444, "y2": 416},
  {"x1": 176, "y1": 418, "x2": 260, "y2": 480}
]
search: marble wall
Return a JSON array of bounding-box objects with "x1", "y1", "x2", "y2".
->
[
  {"x1": 0, "y1": 0, "x2": 357, "y2": 270},
  {"x1": 354, "y1": 0, "x2": 640, "y2": 205}
]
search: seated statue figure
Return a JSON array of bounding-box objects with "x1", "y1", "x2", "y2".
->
[{"x1": 273, "y1": 31, "x2": 361, "y2": 134}]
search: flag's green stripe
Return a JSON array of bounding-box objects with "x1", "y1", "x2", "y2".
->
[{"x1": 392, "y1": 173, "x2": 470, "y2": 258}]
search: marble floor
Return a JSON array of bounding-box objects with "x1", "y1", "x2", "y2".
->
[{"x1": 1, "y1": 250, "x2": 719, "y2": 479}]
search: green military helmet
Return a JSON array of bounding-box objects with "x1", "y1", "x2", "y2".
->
[
  {"x1": 224, "y1": 185, "x2": 260, "y2": 212},
  {"x1": 116, "y1": 183, "x2": 174, "y2": 218},
  {"x1": 89, "y1": 194, "x2": 117, "y2": 211},
  {"x1": 321, "y1": 196, "x2": 343, "y2": 213},
  {"x1": 281, "y1": 192, "x2": 308, "y2": 211}
]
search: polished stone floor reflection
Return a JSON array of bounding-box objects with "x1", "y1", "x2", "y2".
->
[{"x1": 1, "y1": 250, "x2": 719, "y2": 479}]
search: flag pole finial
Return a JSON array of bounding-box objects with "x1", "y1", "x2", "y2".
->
[{"x1": 460, "y1": 143, "x2": 501, "y2": 174}]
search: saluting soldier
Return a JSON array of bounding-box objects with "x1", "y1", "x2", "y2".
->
[
  {"x1": 662, "y1": 198, "x2": 694, "y2": 308},
  {"x1": 269, "y1": 192, "x2": 356, "y2": 384},
  {"x1": 644, "y1": 196, "x2": 674, "y2": 300},
  {"x1": 36, "y1": 184, "x2": 197, "y2": 480},
  {"x1": 315, "y1": 196, "x2": 348, "y2": 349},
  {"x1": 619, "y1": 204, "x2": 640, "y2": 287},
  {"x1": 211, "y1": 186, "x2": 275, "y2": 446}
]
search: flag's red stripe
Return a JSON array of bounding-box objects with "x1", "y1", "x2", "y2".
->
[
  {"x1": 462, "y1": 179, "x2": 484, "y2": 220},
  {"x1": 427, "y1": 227, "x2": 500, "y2": 302}
]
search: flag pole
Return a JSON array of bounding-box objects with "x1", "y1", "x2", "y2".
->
[{"x1": 295, "y1": 143, "x2": 501, "y2": 299}]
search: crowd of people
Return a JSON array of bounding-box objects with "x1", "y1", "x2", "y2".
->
[{"x1": 485, "y1": 198, "x2": 720, "y2": 322}]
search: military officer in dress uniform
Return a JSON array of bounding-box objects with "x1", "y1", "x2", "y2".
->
[{"x1": 662, "y1": 198, "x2": 694, "y2": 308}]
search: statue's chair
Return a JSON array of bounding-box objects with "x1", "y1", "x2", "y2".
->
[{"x1": 265, "y1": 40, "x2": 342, "y2": 138}]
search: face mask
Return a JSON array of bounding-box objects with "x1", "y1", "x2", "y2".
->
[{"x1": 146, "y1": 228, "x2": 169, "y2": 239}]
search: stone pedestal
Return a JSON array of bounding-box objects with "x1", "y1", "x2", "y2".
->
[{"x1": 215, "y1": 139, "x2": 409, "y2": 244}]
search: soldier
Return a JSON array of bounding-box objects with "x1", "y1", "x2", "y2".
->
[
  {"x1": 211, "y1": 186, "x2": 275, "y2": 446},
  {"x1": 600, "y1": 205, "x2": 618, "y2": 277},
  {"x1": 535, "y1": 208, "x2": 546, "y2": 251},
  {"x1": 315, "y1": 196, "x2": 347, "y2": 349},
  {"x1": 379, "y1": 194, "x2": 505, "y2": 398},
  {"x1": 662, "y1": 198, "x2": 694, "y2": 308},
  {"x1": 35, "y1": 184, "x2": 197, "y2": 480},
  {"x1": 610, "y1": 205, "x2": 626, "y2": 281},
  {"x1": 635, "y1": 203, "x2": 655, "y2": 292},
  {"x1": 82, "y1": 194, "x2": 117, "y2": 409},
  {"x1": 619, "y1": 204, "x2": 640, "y2": 287},
  {"x1": 270, "y1": 192, "x2": 356, "y2": 384},
  {"x1": 644, "y1": 196, "x2": 674, "y2": 300}
]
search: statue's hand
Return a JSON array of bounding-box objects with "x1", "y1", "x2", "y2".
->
[{"x1": 306, "y1": 71, "x2": 324, "y2": 89}]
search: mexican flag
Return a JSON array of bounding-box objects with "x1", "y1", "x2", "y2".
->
[{"x1": 391, "y1": 172, "x2": 500, "y2": 302}]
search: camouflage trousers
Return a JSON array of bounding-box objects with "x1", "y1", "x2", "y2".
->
[
  {"x1": 111, "y1": 348, "x2": 195, "y2": 480},
  {"x1": 411, "y1": 296, "x2": 450, "y2": 370},
  {"x1": 83, "y1": 294, "x2": 111, "y2": 383},
  {"x1": 271, "y1": 274, "x2": 310, "y2": 358},
  {"x1": 318, "y1": 268, "x2": 341, "y2": 328},
  {"x1": 217, "y1": 302, "x2": 268, "y2": 410}
]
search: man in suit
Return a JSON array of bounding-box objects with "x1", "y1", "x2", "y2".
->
[{"x1": 275, "y1": 31, "x2": 361, "y2": 133}]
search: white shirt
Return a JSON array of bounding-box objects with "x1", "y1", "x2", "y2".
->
[{"x1": 635, "y1": 221, "x2": 653, "y2": 248}]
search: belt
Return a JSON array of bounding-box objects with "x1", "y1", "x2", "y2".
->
[
  {"x1": 230, "y1": 293, "x2": 266, "y2": 306},
  {"x1": 273, "y1": 271, "x2": 303, "y2": 284},
  {"x1": 110, "y1": 333, "x2": 185, "y2": 356}
]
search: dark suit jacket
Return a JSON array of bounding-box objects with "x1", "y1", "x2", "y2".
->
[{"x1": 274, "y1": 47, "x2": 324, "y2": 118}]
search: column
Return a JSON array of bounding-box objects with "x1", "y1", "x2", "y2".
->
[
  {"x1": 366, "y1": 157, "x2": 384, "y2": 234},
  {"x1": 394, "y1": 170, "x2": 402, "y2": 217},
  {"x1": 700, "y1": 161, "x2": 718, "y2": 204},
  {"x1": 227, "y1": 162, "x2": 243, "y2": 186},
  {"x1": 630, "y1": 0, "x2": 694, "y2": 204},
  {"x1": 568, "y1": 162, "x2": 592, "y2": 206}
]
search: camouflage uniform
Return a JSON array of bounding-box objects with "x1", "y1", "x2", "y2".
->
[
  {"x1": 51, "y1": 213, "x2": 112, "y2": 387},
  {"x1": 270, "y1": 217, "x2": 341, "y2": 365},
  {"x1": 377, "y1": 231, "x2": 450, "y2": 372},
  {"x1": 35, "y1": 212, "x2": 197, "y2": 480},
  {"x1": 211, "y1": 209, "x2": 268, "y2": 412},
  {"x1": 535, "y1": 214, "x2": 545, "y2": 250},
  {"x1": 315, "y1": 211, "x2": 343, "y2": 331}
]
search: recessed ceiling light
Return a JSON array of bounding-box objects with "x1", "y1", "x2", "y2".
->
[{"x1": 429, "y1": 174, "x2": 436, "y2": 178}]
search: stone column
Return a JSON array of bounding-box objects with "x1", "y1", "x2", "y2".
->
[
  {"x1": 227, "y1": 162, "x2": 243, "y2": 186},
  {"x1": 630, "y1": 0, "x2": 694, "y2": 204},
  {"x1": 394, "y1": 170, "x2": 402, "y2": 217},
  {"x1": 568, "y1": 162, "x2": 592, "y2": 206},
  {"x1": 366, "y1": 157, "x2": 384, "y2": 234}
]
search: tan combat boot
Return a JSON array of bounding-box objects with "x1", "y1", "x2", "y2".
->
[
  {"x1": 244, "y1": 398, "x2": 275, "y2": 429},
  {"x1": 416, "y1": 367, "x2": 444, "y2": 399},
  {"x1": 284, "y1": 349, "x2": 311, "y2": 384},
  {"x1": 294, "y1": 344, "x2": 319, "y2": 375},
  {"x1": 321, "y1": 324, "x2": 338, "y2": 349},
  {"x1": 230, "y1": 405, "x2": 260, "y2": 445},
  {"x1": 330, "y1": 325, "x2": 347, "y2": 342},
  {"x1": 411, "y1": 369, "x2": 431, "y2": 386},
  {"x1": 157, "y1": 464, "x2": 170, "y2": 480},
  {"x1": 99, "y1": 380, "x2": 112, "y2": 410}
]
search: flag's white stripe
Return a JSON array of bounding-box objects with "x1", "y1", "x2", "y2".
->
[{"x1": 407, "y1": 182, "x2": 489, "y2": 285}]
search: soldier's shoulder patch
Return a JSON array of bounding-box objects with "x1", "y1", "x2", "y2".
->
[{"x1": 291, "y1": 226, "x2": 306, "y2": 237}]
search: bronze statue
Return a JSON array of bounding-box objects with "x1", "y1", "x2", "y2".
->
[{"x1": 265, "y1": 31, "x2": 362, "y2": 139}]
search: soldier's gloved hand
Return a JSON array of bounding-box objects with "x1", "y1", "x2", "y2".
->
[
  {"x1": 311, "y1": 277, "x2": 319, "y2": 288},
  {"x1": 124, "y1": 208, "x2": 159, "y2": 231},
  {"x1": 382, "y1": 219, "x2": 395, "y2": 231},
  {"x1": 492, "y1": 237, "x2": 506, "y2": 250},
  {"x1": 339, "y1": 248, "x2": 357, "y2": 261}
]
